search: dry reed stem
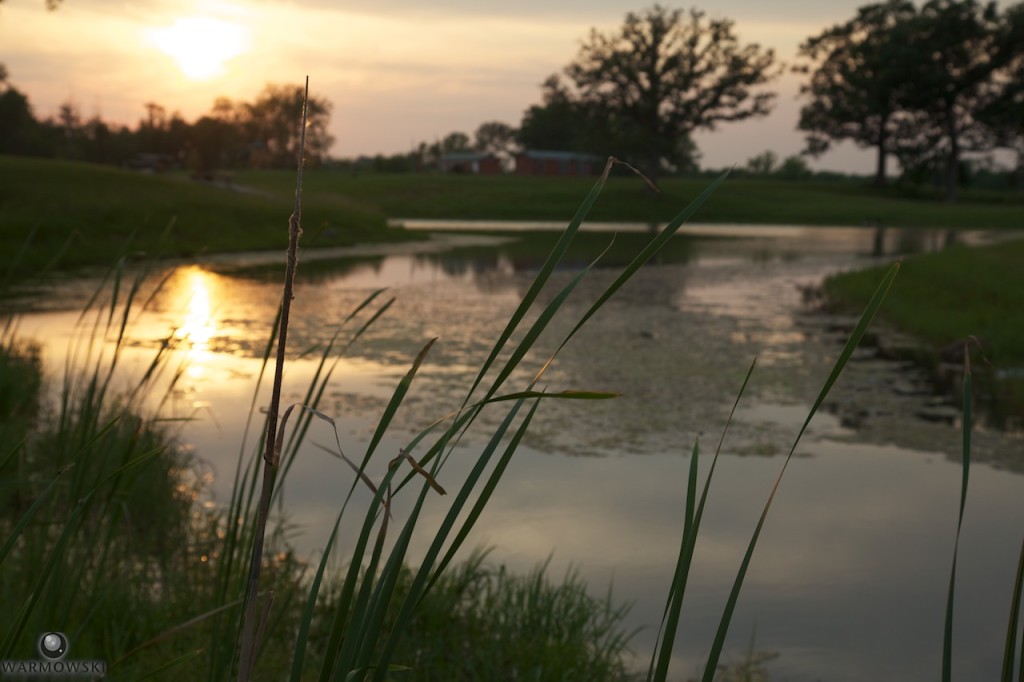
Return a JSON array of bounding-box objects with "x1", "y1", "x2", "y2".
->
[{"x1": 237, "y1": 76, "x2": 310, "y2": 682}]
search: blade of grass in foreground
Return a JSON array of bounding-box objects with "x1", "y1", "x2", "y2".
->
[
  {"x1": 1001, "y1": 537, "x2": 1024, "y2": 682},
  {"x1": 700, "y1": 261, "x2": 900, "y2": 682},
  {"x1": 943, "y1": 344, "x2": 973, "y2": 682},
  {"x1": 0, "y1": 446, "x2": 164, "y2": 657},
  {"x1": 460, "y1": 157, "x2": 620, "y2": 408},
  {"x1": 649, "y1": 357, "x2": 757, "y2": 682}
]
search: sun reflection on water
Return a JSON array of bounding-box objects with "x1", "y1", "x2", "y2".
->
[{"x1": 171, "y1": 267, "x2": 219, "y2": 378}]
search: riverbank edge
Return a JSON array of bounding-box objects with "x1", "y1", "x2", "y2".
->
[{"x1": 822, "y1": 237, "x2": 1024, "y2": 427}]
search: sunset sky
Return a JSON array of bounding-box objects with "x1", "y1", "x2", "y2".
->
[{"x1": 0, "y1": 0, "x2": 951, "y2": 172}]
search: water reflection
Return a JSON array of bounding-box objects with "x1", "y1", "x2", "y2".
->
[
  {"x1": 170, "y1": 267, "x2": 217, "y2": 379},
  {"x1": 7, "y1": 225, "x2": 1024, "y2": 682}
]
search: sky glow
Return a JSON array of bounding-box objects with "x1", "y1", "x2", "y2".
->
[{"x1": 0, "y1": 0, "x2": 935, "y2": 172}]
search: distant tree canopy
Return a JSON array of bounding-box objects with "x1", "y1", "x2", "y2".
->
[
  {"x1": 795, "y1": 0, "x2": 918, "y2": 187},
  {"x1": 520, "y1": 4, "x2": 780, "y2": 180},
  {"x1": 796, "y1": 0, "x2": 1024, "y2": 200},
  {"x1": 473, "y1": 121, "x2": 518, "y2": 156},
  {"x1": 0, "y1": 71, "x2": 332, "y2": 177},
  {"x1": 210, "y1": 84, "x2": 334, "y2": 169},
  {"x1": 977, "y1": 2, "x2": 1024, "y2": 182}
]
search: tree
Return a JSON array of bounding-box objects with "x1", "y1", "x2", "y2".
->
[
  {"x1": 473, "y1": 121, "x2": 518, "y2": 156},
  {"x1": 0, "y1": 82, "x2": 38, "y2": 155},
  {"x1": 899, "y1": 0, "x2": 1018, "y2": 202},
  {"x1": 795, "y1": 0, "x2": 919, "y2": 186},
  {"x1": 746, "y1": 150, "x2": 778, "y2": 174},
  {"x1": 776, "y1": 155, "x2": 813, "y2": 181},
  {"x1": 976, "y1": 1, "x2": 1024, "y2": 188},
  {"x1": 440, "y1": 131, "x2": 470, "y2": 153},
  {"x1": 555, "y1": 4, "x2": 779, "y2": 179},
  {"x1": 243, "y1": 84, "x2": 333, "y2": 168},
  {"x1": 518, "y1": 76, "x2": 596, "y2": 153},
  {"x1": 187, "y1": 116, "x2": 236, "y2": 178}
]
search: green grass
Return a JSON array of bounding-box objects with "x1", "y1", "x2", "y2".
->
[
  {"x1": 3, "y1": 156, "x2": 1022, "y2": 276},
  {"x1": 309, "y1": 549, "x2": 634, "y2": 681},
  {"x1": 824, "y1": 239, "x2": 1024, "y2": 420},
  {"x1": 237, "y1": 168, "x2": 1024, "y2": 230},
  {"x1": 0, "y1": 156, "x2": 412, "y2": 273}
]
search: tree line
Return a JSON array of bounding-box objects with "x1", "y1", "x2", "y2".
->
[
  {"x1": 2, "y1": 2, "x2": 1022, "y2": 200},
  {"x1": 0, "y1": 73, "x2": 333, "y2": 178},
  {"x1": 795, "y1": 0, "x2": 1024, "y2": 201},
  {"x1": 354, "y1": 1, "x2": 1024, "y2": 199}
]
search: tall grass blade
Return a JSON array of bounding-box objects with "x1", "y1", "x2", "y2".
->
[
  {"x1": 944, "y1": 344, "x2": 973, "y2": 682},
  {"x1": 1002, "y1": 537, "x2": 1024, "y2": 682},
  {"x1": 701, "y1": 261, "x2": 899, "y2": 682},
  {"x1": 649, "y1": 357, "x2": 756, "y2": 682},
  {"x1": 366, "y1": 400, "x2": 535, "y2": 681},
  {"x1": 135, "y1": 650, "x2": 204, "y2": 680},
  {"x1": 559, "y1": 169, "x2": 729, "y2": 352},
  {"x1": 359, "y1": 338, "x2": 436, "y2": 470},
  {"x1": 0, "y1": 465, "x2": 72, "y2": 568},
  {"x1": 461, "y1": 157, "x2": 619, "y2": 406},
  {"x1": 289, "y1": 514, "x2": 345, "y2": 682},
  {"x1": 0, "y1": 447, "x2": 164, "y2": 657}
]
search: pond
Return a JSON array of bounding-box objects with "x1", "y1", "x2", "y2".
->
[{"x1": 8, "y1": 224, "x2": 1024, "y2": 681}]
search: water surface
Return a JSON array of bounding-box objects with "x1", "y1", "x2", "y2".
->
[{"x1": 9, "y1": 226, "x2": 1024, "y2": 681}]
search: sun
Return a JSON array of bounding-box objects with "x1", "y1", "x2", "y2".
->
[{"x1": 146, "y1": 16, "x2": 249, "y2": 80}]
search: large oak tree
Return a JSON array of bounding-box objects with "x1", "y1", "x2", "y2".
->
[
  {"x1": 533, "y1": 4, "x2": 780, "y2": 179},
  {"x1": 797, "y1": 0, "x2": 1023, "y2": 200},
  {"x1": 795, "y1": 0, "x2": 919, "y2": 186},
  {"x1": 901, "y1": 0, "x2": 1020, "y2": 201}
]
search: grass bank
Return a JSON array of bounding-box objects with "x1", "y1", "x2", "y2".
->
[
  {"x1": 0, "y1": 156, "x2": 411, "y2": 273},
  {"x1": 237, "y1": 168, "x2": 1024, "y2": 230},
  {"x1": 824, "y1": 238, "x2": 1024, "y2": 421},
  {"x1": 4, "y1": 157, "x2": 1022, "y2": 275}
]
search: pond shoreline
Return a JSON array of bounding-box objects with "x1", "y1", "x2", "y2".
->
[{"x1": 5, "y1": 221, "x2": 1023, "y2": 681}]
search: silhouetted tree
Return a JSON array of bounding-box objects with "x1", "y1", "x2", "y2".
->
[
  {"x1": 518, "y1": 75, "x2": 597, "y2": 153},
  {"x1": 473, "y1": 121, "x2": 518, "y2": 156},
  {"x1": 0, "y1": 84, "x2": 38, "y2": 155},
  {"x1": 551, "y1": 4, "x2": 779, "y2": 179},
  {"x1": 187, "y1": 116, "x2": 236, "y2": 178},
  {"x1": 899, "y1": 0, "x2": 1017, "y2": 202},
  {"x1": 776, "y1": 155, "x2": 813, "y2": 180},
  {"x1": 977, "y1": 1, "x2": 1024, "y2": 187},
  {"x1": 795, "y1": 0, "x2": 918, "y2": 186},
  {"x1": 746, "y1": 150, "x2": 778, "y2": 174},
  {"x1": 243, "y1": 84, "x2": 333, "y2": 168}
]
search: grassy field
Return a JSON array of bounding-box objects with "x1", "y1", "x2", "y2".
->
[
  {"x1": 3, "y1": 156, "x2": 1023, "y2": 275},
  {"x1": 825, "y1": 239, "x2": 1024, "y2": 420},
  {"x1": 237, "y1": 168, "x2": 1024, "y2": 229},
  {"x1": 0, "y1": 156, "x2": 407, "y2": 273}
]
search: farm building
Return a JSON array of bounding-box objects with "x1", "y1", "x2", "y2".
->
[
  {"x1": 439, "y1": 152, "x2": 503, "y2": 175},
  {"x1": 514, "y1": 150, "x2": 601, "y2": 176}
]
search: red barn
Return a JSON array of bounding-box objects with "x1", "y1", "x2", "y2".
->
[{"x1": 514, "y1": 150, "x2": 600, "y2": 176}]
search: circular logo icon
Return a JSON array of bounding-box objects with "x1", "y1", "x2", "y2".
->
[{"x1": 38, "y1": 632, "x2": 68, "y2": 661}]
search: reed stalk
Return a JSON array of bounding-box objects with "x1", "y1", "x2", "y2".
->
[{"x1": 237, "y1": 77, "x2": 310, "y2": 681}]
